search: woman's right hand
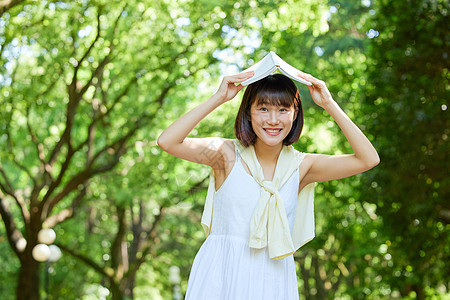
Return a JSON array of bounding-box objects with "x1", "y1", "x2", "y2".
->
[{"x1": 214, "y1": 71, "x2": 254, "y2": 103}]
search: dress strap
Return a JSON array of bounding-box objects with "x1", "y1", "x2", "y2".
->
[{"x1": 234, "y1": 144, "x2": 240, "y2": 163}]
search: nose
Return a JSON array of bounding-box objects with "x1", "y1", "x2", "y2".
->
[{"x1": 267, "y1": 111, "x2": 280, "y2": 125}]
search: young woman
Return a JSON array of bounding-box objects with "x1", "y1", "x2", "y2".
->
[{"x1": 158, "y1": 71, "x2": 379, "y2": 299}]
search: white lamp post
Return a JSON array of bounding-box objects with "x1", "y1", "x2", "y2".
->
[
  {"x1": 169, "y1": 266, "x2": 182, "y2": 300},
  {"x1": 32, "y1": 228, "x2": 62, "y2": 300}
]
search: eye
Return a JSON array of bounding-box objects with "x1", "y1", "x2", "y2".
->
[
  {"x1": 279, "y1": 108, "x2": 289, "y2": 112},
  {"x1": 260, "y1": 107, "x2": 268, "y2": 112}
]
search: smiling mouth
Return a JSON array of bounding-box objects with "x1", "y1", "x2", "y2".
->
[{"x1": 263, "y1": 128, "x2": 282, "y2": 136}]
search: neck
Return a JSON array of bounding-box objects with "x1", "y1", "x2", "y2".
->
[{"x1": 253, "y1": 140, "x2": 283, "y2": 163}]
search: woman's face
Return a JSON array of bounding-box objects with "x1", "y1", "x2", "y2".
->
[{"x1": 249, "y1": 101, "x2": 297, "y2": 147}]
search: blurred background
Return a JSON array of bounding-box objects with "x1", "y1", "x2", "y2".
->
[{"x1": 0, "y1": 0, "x2": 448, "y2": 299}]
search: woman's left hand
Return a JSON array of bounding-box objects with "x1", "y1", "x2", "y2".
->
[{"x1": 298, "y1": 71, "x2": 336, "y2": 109}]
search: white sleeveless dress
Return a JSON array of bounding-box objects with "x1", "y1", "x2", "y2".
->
[{"x1": 185, "y1": 150, "x2": 300, "y2": 300}]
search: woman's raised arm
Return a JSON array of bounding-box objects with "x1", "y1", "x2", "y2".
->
[
  {"x1": 157, "y1": 71, "x2": 254, "y2": 168},
  {"x1": 297, "y1": 71, "x2": 380, "y2": 186}
]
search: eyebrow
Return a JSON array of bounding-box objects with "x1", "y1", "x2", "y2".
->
[{"x1": 255, "y1": 103, "x2": 292, "y2": 108}]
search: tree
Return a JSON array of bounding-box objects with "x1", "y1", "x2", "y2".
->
[
  {"x1": 53, "y1": 152, "x2": 208, "y2": 299},
  {"x1": 360, "y1": 0, "x2": 450, "y2": 298},
  {"x1": 3, "y1": 0, "x2": 447, "y2": 299},
  {"x1": 0, "y1": 0, "x2": 235, "y2": 298}
]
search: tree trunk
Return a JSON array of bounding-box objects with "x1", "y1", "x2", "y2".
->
[
  {"x1": 123, "y1": 273, "x2": 136, "y2": 299},
  {"x1": 413, "y1": 284, "x2": 425, "y2": 300},
  {"x1": 110, "y1": 280, "x2": 123, "y2": 300},
  {"x1": 17, "y1": 248, "x2": 40, "y2": 300},
  {"x1": 298, "y1": 256, "x2": 311, "y2": 299},
  {"x1": 312, "y1": 256, "x2": 326, "y2": 300}
]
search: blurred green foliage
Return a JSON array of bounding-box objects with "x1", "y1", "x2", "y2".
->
[{"x1": 0, "y1": 0, "x2": 448, "y2": 299}]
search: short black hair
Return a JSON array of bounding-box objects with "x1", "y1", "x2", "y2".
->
[{"x1": 234, "y1": 74, "x2": 303, "y2": 147}]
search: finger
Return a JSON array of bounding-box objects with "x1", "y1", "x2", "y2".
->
[
  {"x1": 224, "y1": 72, "x2": 254, "y2": 83},
  {"x1": 298, "y1": 71, "x2": 322, "y2": 86},
  {"x1": 297, "y1": 71, "x2": 317, "y2": 83},
  {"x1": 234, "y1": 71, "x2": 255, "y2": 80},
  {"x1": 238, "y1": 71, "x2": 255, "y2": 76},
  {"x1": 227, "y1": 71, "x2": 254, "y2": 77}
]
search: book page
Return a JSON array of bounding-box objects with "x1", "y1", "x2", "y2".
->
[
  {"x1": 273, "y1": 53, "x2": 312, "y2": 86},
  {"x1": 240, "y1": 51, "x2": 312, "y2": 86},
  {"x1": 241, "y1": 53, "x2": 275, "y2": 86}
]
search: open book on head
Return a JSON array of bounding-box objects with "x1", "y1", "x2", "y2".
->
[{"x1": 240, "y1": 51, "x2": 312, "y2": 86}]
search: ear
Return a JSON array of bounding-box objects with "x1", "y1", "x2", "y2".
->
[{"x1": 293, "y1": 107, "x2": 298, "y2": 120}]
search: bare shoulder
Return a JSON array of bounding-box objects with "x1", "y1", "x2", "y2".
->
[
  {"x1": 301, "y1": 153, "x2": 321, "y2": 167},
  {"x1": 216, "y1": 138, "x2": 236, "y2": 169},
  {"x1": 298, "y1": 152, "x2": 313, "y2": 172},
  {"x1": 212, "y1": 139, "x2": 236, "y2": 190},
  {"x1": 298, "y1": 153, "x2": 318, "y2": 192}
]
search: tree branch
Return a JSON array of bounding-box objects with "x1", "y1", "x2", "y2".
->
[
  {"x1": 46, "y1": 5, "x2": 122, "y2": 168},
  {"x1": 4, "y1": 103, "x2": 35, "y2": 186},
  {"x1": 72, "y1": 26, "x2": 199, "y2": 160},
  {"x1": 41, "y1": 167, "x2": 91, "y2": 220},
  {"x1": 129, "y1": 200, "x2": 144, "y2": 266},
  {"x1": 42, "y1": 185, "x2": 86, "y2": 228},
  {"x1": 111, "y1": 205, "x2": 127, "y2": 279},
  {"x1": 46, "y1": 90, "x2": 78, "y2": 167},
  {"x1": 45, "y1": 58, "x2": 112, "y2": 185},
  {"x1": 86, "y1": 81, "x2": 174, "y2": 172},
  {"x1": 72, "y1": 9, "x2": 102, "y2": 86},
  {"x1": 0, "y1": 194, "x2": 24, "y2": 258},
  {"x1": 40, "y1": 1, "x2": 185, "y2": 223},
  {"x1": 43, "y1": 139, "x2": 128, "y2": 219},
  {"x1": 86, "y1": 102, "x2": 98, "y2": 167},
  {"x1": 0, "y1": 166, "x2": 29, "y2": 221},
  {"x1": 57, "y1": 243, "x2": 110, "y2": 278},
  {"x1": 40, "y1": 145, "x2": 76, "y2": 208},
  {"x1": 26, "y1": 105, "x2": 51, "y2": 179},
  {"x1": 41, "y1": 56, "x2": 115, "y2": 203},
  {"x1": 124, "y1": 207, "x2": 165, "y2": 280}
]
